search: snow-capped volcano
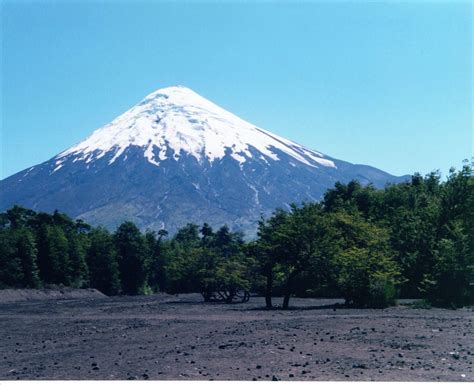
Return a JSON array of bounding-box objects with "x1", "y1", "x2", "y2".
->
[
  {"x1": 0, "y1": 86, "x2": 406, "y2": 235},
  {"x1": 55, "y1": 86, "x2": 335, "y2": 170}
]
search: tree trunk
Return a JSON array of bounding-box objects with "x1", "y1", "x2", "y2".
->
[
  {"x1": 202, "y1": 291, "x2": 212, "y2": 302},
  {"x1": 265, "y1": 270, "x2": 273, "y2": 309},
  {"x1": 225, "y1": 290, "x2": 235, "y2": 304},
  {"x1": 282, "y1": 271, "x2": 298, "y2": 309}
]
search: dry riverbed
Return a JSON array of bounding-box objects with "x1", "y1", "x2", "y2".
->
[{"x1": 0, "y1": 293, "x2": 472, "y2": 381}]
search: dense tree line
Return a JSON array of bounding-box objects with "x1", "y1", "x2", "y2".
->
[{"x1": 0, "y1": 162, "x2": 472, "y2": 308}]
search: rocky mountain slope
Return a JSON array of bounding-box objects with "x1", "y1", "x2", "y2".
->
[{"x1": 0, "y1": 86, "x2": 406, "y2": 234}]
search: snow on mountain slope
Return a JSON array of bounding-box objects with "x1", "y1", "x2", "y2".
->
[{"x1": 55, "y1": 86, "x2": 336, "y2": 170}]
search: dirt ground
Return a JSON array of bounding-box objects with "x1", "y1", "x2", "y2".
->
[
  {"x1": 0, "y1": 293, "x2": 472, "y2": 381},
  {"x1": 0, "y1": 287, "x2": 106, "y2": 303}
]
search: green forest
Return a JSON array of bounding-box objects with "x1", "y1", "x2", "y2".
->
[{"x1": 1, "y1": 162, "x2": 473, "y2": 309}]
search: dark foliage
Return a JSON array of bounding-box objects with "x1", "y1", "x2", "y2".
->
[{"x1": 87, "y1": 228, "x2": 121, "y2": 296}]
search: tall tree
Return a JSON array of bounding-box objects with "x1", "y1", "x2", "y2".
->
[
  {"x1": 87, "y1": 227, "x2": 121, "y2": 295},
  {"x1": 37, "y1": 225, "x2": 71, "y2": 285},
  {"x1": 13, "y1": 228, "x2": 41, "y2": 288},
  {"x1": 164, "y1": 240, "x2": 202, "y2": 294},
  {"x1": 0, "y1": 229, "x2": 23, "y2": 288},
  {"x1": 256, "y1": 209, "x2": 289, "y2": 309},
  {"x1": 67, "y1": 234, "x2": 89, "y2": 288},
  {"x1": 115, "y1": 222, "x2": 148, "y2": 295},
  {"x1": 332, "y1": 211, "x2": 401, "y2": 307},
  {"x1": 5, "y1": 205, "x2": 36, "y2": 229},
  {"x1": 275, "y1": 204, "x2": 340, "y2": 309},
  {"x1": 145, "y1": 230, "x2": 169, "y2": 293}
]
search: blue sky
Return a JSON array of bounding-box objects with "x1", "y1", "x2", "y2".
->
[{"x1": 1, "y1": 1, "x2": 472, "y2": 179}]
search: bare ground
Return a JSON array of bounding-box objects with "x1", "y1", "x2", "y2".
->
[
  {"x1": 0, "y1": 287, "x2": 106, "y2": 303},
  {"x1": 0, "y1": 293, "x2": 472, "y2": 381}
]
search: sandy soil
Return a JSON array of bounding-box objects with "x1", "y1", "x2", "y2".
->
[{"x1": 0, "y1": 293, "x2": 472, "y2": 381}]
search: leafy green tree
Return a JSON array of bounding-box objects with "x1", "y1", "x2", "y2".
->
[
  {"x1": 87, "y1": 227, "x2": 121, "y2": 295},
  {"x1": 277, "y1": 204, "x2": 323, "y2": 309},
  {"x1": 0, "y1": 229, "x2": 23, "y2": 288},
  {"x1": 326, "y1": 174, "x2": 444, "y2": 299},
  {"x1": 420, "y1": 162, "x2": 474, "y2": 306},
  {"x1": 164, "y1": 223, "x2": 252, "y2": 302},
  {"x1": 256, "y1": 209, "x2": 289, "y2": 308},
  {"x1": 196, "y1": 247, "x2": 219, "y2": 301},
  {"x1": 200, "y1": 223, "x2": 214, "y2": 244},
  {"x1": 67, "y1": 234, "x2": 89, "y2": 288},
  {"x1": 383, "y1": 176, "x2": 440, "y2": 297},
  {"x1": 5, "y1": 205, "x2": 36, "y2": 229},
  {"x1": 13, "y1": 228, "x2": 41, "y2": 288},
  {"x1": 143, "y1": 231, "x2": 157, "y2": 291},
  {"x1": 145, "y1": 229, "x2": 169, "y2": 292},
  {"x1": 164, "y1": 240, "x2": 202, "y2": 293},
  {"x1": 174, "y1": 223, "x2": 200, "y2": 244},
  {"x1": 257, "y1": 204, "x2": 341, "y2": 309},
  {"x1": 201, "y1": 225, "x2": 251, "y2": 303},
  {"x1": 212, "y1": 254, "x2": 252, "y2": 303},
  {"x1": 163, "y1": 224, "x2": 203, "y2": 294},
  {"x1": 0, "y1": 209, "x2": 41, "y2": 288},
  {"x1": 421, "y1": 223, "x2": 473, "y2": 307},
  {"x1": 36, "y1": 225, "x2": 71, "y2": 285},
  {"x1": 332, "y1": 212, "x2": 401, "y2": 307},
  {"x1": 115, "y1": 222, "x2": 148, "y2": 295}
]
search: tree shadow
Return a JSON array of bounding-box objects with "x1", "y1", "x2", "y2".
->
[
  {"x1": 163, "y1": 300, "x2": 204, "y2": 305},
  {"x1": 241, "y1": 301, "x2": 346, "y2": 312}
]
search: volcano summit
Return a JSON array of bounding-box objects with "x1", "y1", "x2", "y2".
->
[{"x1": 0, "y1": 86, "x2": 405, "y2": 234}]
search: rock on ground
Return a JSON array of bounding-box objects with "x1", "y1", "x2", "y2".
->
[{"x1": 0, "y1": 294, "x2": 472, "y2": 381}]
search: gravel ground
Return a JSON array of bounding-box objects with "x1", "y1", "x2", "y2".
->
[{"x1": 0, "y1": 293, "x2": 472, "y2": 381}]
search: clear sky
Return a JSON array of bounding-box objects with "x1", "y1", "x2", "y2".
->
[{"x1": 1, "y1": 1, "x2": 472, "y2": 180}]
